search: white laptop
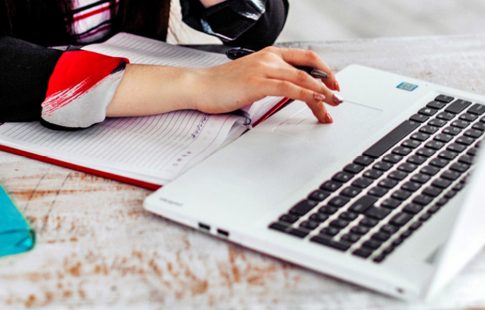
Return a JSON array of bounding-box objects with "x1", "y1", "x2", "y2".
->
[{"x1": 144, "y1": 65, "x2": 485, "y2": 300}]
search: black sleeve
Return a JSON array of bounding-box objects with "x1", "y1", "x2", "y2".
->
[
  {"x1": 181, "y1": 0, "x2": 289, "y2": 50},
  {"x1": 0, "y1": 36, "x2": 62, "y2": 122}
]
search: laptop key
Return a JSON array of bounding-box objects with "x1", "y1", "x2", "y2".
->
[
  {"x1": 330, "y1": 219, "x2": 350, "y2": 229},
  {"x1": 456, "y1": 136, "x2": 475, "y2": 146},
  {"x1": 362, "y1": 239, "x2": 382, "y2": 250},
  {"x1": 354, "y1": 155, "x2": 374, "y2": 166},
  {"x1": 425, "y1": 140, "x2": 445, "y2": 150},
  {"x1": 401, "y1": 181, "x2": 421, "y2": 192},
  {"x1": 398, "y1": 162, "x2": 417, "y2": 173},
  {"x1": 434, "y1": 133, "x2": 453, "y2": 143},
  {"x1": 332, "y1": 171, "x2": 354, "y2": 183},
  {"x1": 429, "y1": 158, "x2": 449, "y2": 168},
  {"x1": 364, "y1": 168, "x2": 384, "y2": 179},
  {"x1": 428, "y1": 118, "x2": 447, "y2": 128},
  {"x1": 353, "y1": 248, "x2": 373, "y2": 258},
  {"x1": 392, "y1": 146, "x2": 412, "y2": 156},
  {"x1": 459, "y1": 154, "x2": 474, "y2": 165},
  {"x1": 368, "y1": 186, "x2": 388, "y2": 197},
  {"x1": 350, "y1": 225, "x2": 369, "y2": 235},
  {"x1": 450, "y1": 162, "x2": 470, "y2": 173},
  {"x1": 402, "y1": 139, "x2": 421, "y2": 148},
  {"x1": 467, "y1": 103, "x2": 485, "y2": 115},
  {"x1": 418, "y1": 107, "x2": 438, "y2": 117},
  {"x1": 320, "y1": 180, "x2": 343, "y2": 192},
  {"x1": 340, "y1": 186, "x2": 362, "y2": 198},
  {"x1": 328, "y1": 196, "x2": 350, "y2": 208},
  {"x1": 443, "y1": 126, "x2": 462, "y2": 136},
  {"x1": 447, "y1": 142, "x2": 467, "y2": 153},
  {"x1": 464, "y1": 129, "x2": 483, "y2": 139},
  {"x1": 279, "y1": 214, "x2": 299, "y2": 224},
  {"x1": 380, "y1": 224, "x2": 399, "y2": 234},
  {"x1": 426, "y1": 100, "x2": 447, "y2": 110},
  {"x1": 269, "y1": 222, "x2": 289, "y2": 232},
  {"x1": 436, "y1": 111, "x2": 454, "y2": 121},
  {"x1": 363, "y1": 120, "x2": 420, "y2": 158},
  {"x1": 472, "y1": 122, "x2": 485, "y2": 131},
  {"x1": 364, "y1": 207, "x2": 390, "y2": 220},
  {"x1": 319, "y1": 205, "x2": 338, "y2": 215},
  {"x1": 381, "y1": 198, "x2": 402, "y2": 209},
  {"x1": 441, "y1": 170, "x2": 460, "y2": 181},
  {"x1": 349, "y1": 195, "x2": 378, "y2": 213},
  {"x1": 435, "y1": 95, "x2": 454, "y2": 103},
  {"x1": 392, "y1": 190, "x2": 412, "y2": 201},
  {"x1": 413, "y1": 194, "x2": 433, "y2": 206},
  {"x1": 290, "y1": 199, "x2": 318, "y2": 216},
  {"x1": 403, "y1": 204, "x2": 423, "y2": 214},
  {"x1": 410, "y1": 132, "x2": 430, "y2": 142},
  {"x1": 451, "y1": 119, "x2": 470, "y2": 129},
  {"x1": 378, "y1": 178, "x2": 398, "y2": 189},
  {"x1": 438, "y1": 150, "x2": 458, "y2": 160},
  {"x1": 301, "y1": 218, "x2": 320, "y2": 228},
  {"x1": 432, "y1": 178, "x2": 452, "y2": 189},
  {"x1": 344, "y1": 163, "x2": 365, "y2": 174},
  {"x1": 309, "y1": 213, "x2": 329, "y2": 223},
  {"x1": 445, "y1": 99, "x2": 472, "y2": 114},
  {"x1": 410, "y1": 114, "x2": 429, "y2": 123},
  {"x1": 308, "y1": 189, "x2": 331, "y2": 202},
  {"x1": 310, "y1": 235, "x2": 351, "y2": 251},
  {"x1": 320, "y1": 226, "x2": 339, "y2": 236},
  {"x1": 372, "y1": 231, "x2": 391, "y2": 242},
  {"x1": 287, "y1": 228, "x2": 310, "y2": 238},
  {"x1": 388, "y1": 170, "x2": 408, "y2": 181},
  {"x1": 459, "y1": 113, "x2": 478, "y2": 122},
  {"x1": 359, "y1": 217, "x2": 378, "y2": 227},
  {"x1": 383, "y1": 154, "x2": 403, "y2": 164},
  {"x1": 411, "y1": 173, "x2": 431, "y2": 184},
  {"x1": 341, "y1": 233, "x2": 361, "y2": 243},
  {"x1": 422, "y1": 186, "x2": 442, "y2": 198},
  {"x1": 351, "y1": 177, "x2": 373, "y2": 189},
  {"x1": 390, "y1": 212, "x2": 413, "y2": 226},
  {"x1": 421, "y1": 165, "x2": 440, "y2": 176},
  {"x1": 420, "y1": 125, "x2": 439, "y2": 135},
  {"x1": 339, "y1": 211, "x2": 358, "y2": 221},
  {"x1": 417, "y1": 147, "x2": 436, "y2": 157}
]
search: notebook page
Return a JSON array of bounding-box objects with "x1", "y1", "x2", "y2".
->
[{"x1": 0, "y1": 111, "x2": 242, "y2": 185}]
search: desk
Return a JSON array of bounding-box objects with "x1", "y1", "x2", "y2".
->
[{"x1": 1, "y1": 35, "x2": 485, "y2": 309}]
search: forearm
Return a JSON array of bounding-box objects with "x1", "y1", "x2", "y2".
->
[{"x1": 107, "y1": 64, "x2": 200, "y2": 117}]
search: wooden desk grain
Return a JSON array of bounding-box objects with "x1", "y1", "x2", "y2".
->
[{"x1": 2, "y1": 35, "x2": 485, "y2": 309}]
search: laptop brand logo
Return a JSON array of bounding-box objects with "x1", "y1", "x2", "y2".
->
[{"x1": 396, "y1": 81, "x2": 418, "y2": 91}]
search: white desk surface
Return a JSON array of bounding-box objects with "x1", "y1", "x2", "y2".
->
[{"x1": 1, "y1": 35, "x2": 485, "y2": 309}]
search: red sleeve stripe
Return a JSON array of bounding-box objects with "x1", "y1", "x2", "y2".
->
[{"x1": 42, "y1": 50, "x2": 128, "y2": 115}]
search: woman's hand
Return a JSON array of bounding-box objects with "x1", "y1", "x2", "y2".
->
[
  {"x1": 108, "y1": 46, "x2": 341, "y2": 123},
  {"x1": 193, "y1": 46, "x2": 341, "y2": 123}
]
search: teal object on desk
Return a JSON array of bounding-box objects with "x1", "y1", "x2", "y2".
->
[{"x1": 0, "y1": 186, "x2": 35, "y2": 257}]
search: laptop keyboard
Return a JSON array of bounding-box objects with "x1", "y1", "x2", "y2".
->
[{"x1": 268, "y1": 94, "x2": 484, "y2": 263}]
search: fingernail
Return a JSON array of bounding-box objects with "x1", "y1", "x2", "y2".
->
[
  {"x1": 332, "y1": 93, "x2": 343, "y2": 104},
  {"x1": 313, "y1": 93, "x2": 326, "y2": 101},
  {"x1": 324, "y1": 112, "x2": 333, "y2": 123},
  {"x1": 334, "y1": 81, "x2": 341, "y2": 91}
]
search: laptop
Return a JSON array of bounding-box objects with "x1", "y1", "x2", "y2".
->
[{"x1": 144, "y1": 65, "x2": 485, "y2": 300}]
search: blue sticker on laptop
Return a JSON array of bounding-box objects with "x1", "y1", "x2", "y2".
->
[{"x1": 396, "y1": 82, "x2": 418, "y2": 91}]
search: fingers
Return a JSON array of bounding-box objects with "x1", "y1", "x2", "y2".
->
[
  {"x1": 266, "y1": 64, "x2": 342, "y2": 107},
  {"x1": 265, "y1": 78, "x2": 333, "y2": 123},
  {"x1": 262, "y1": 47, "x2": 340, "y2": 91}
]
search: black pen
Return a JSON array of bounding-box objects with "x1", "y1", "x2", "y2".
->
[{"x1": 226, "y1": 47, "x2": 328, "y2": 80}]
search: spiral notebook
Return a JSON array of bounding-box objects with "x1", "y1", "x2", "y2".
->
[{"x1": 0, "y1": 33, "x2": 288, "y2": 189}]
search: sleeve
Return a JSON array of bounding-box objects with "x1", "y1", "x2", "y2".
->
[
  {"x1": 0, "y1": 36, "x2": 62, "y2": 122},
  {"x1": 181, "y1": 0, "x2": 289, "y2": 50},
  {"x1": 0, "y1": 36, "x2": 129, "y2": 130}
]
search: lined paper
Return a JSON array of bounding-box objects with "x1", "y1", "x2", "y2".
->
[{"x1": 0, "y1": 33, "x2": 282, "y2": 185}]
